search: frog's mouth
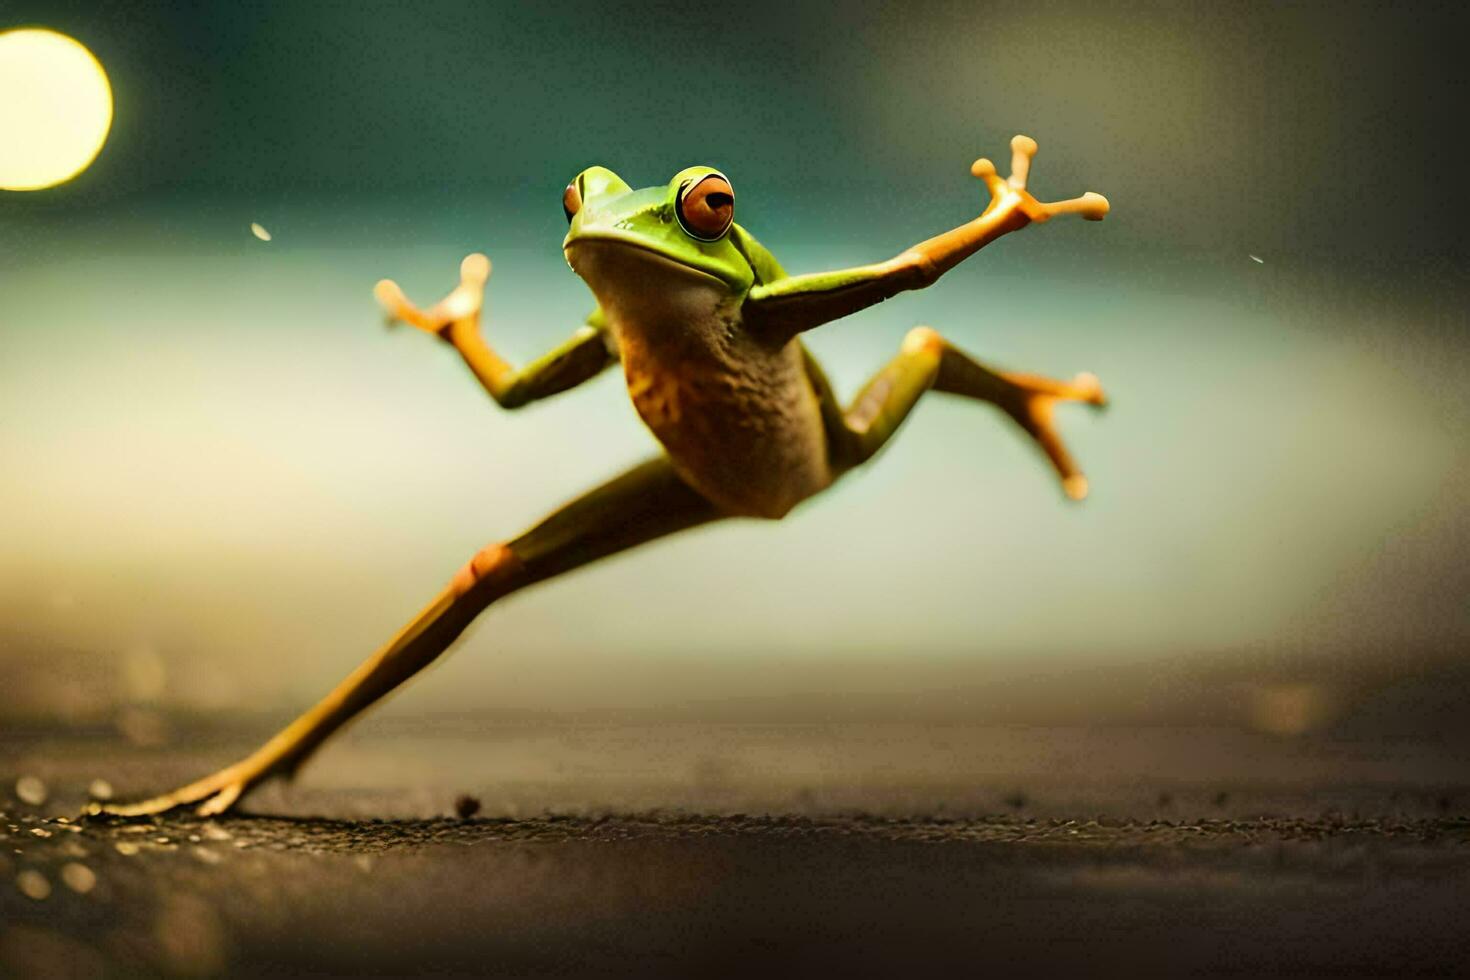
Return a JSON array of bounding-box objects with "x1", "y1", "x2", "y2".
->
[{"x1": 564, "y1": 232, "x2": 736, "y2": 291}]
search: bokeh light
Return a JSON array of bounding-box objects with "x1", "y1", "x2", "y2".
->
[{"x1": 0, "y1": 28, "x2": 112, "y2": 191}]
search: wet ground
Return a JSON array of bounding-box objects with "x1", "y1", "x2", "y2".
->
[{"x1": 3, "y1": 722, "x2": 1468, "y2": 976}]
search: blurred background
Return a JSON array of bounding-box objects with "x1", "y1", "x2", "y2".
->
[{"x1": 1, "y1": 1, "x2": 1466, "y2": 792}]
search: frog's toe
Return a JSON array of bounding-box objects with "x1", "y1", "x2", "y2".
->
[
  {"x1": 972, "y1": 135, "x2": 1110, "y2": 224},
  {"x1": 85, "y1": 761, "x2": 263, "y2": 819},
  {"x1": 996, "y1": 368, "x2": 1108, "y2": 501}
]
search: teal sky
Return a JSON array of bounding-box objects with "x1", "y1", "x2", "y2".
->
[{"x1": 1, "y1": 2, "x2": 1466, "y2": 726}]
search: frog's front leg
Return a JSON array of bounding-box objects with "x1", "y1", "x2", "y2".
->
[
  {"x1": 375, "y1": 253, "x2": 618, "y2": 409},
  {"x1": 93, "y1": 457, "x2": 726, "y2": 818},
  {"x1": 745, "y1": 136, "x2": 1108, "y2": 339}
]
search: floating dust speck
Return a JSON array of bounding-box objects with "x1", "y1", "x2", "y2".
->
[
  {"x1": 192, "y1": 847, "x2": 221, "y2": 865},
  {"x1": 16, "y1": 869, "x2": 50, "y2": 900},
  {"x1": 114, "y1": 841, "x2": 140, "y2": 856},
  {"x1": 201, "y1": 823, "x2": 232, "y2": 842},
  {"x1": 87, "y1": 779, "x2": 113, "y2": 802},
  {"x1": 1249, "y1": 254, "x2": 1264, "y2": 263},
  {"x1": 354, "y1": 854, "x2": 374, "y2": 873},
  {"x1": 250, "y1": 222, "x2": 272, "y2": 242},
  {"x1": 60, "y1": 862, "x2": 95, "y2": 894},
  {"x1": 454, "y1": 794, "x2": 482, "y2": 819},
  {"x1": 15, "y1": 776, "x2": 47, "y2": 807}
]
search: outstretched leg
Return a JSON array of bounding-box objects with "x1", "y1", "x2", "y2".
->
[
  {"x1": 822, "y1": 327, "x2": 1106, "y2": 499},
  {"x1": 96, "y1": 457, "x2": 725, "y2": 817}
]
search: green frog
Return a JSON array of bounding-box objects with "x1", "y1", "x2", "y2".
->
[{"x1": 97, "y1": 135, "x2": 1109, "y2": 817}]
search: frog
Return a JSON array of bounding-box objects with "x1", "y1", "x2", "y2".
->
[{"x1": 95, "y1": 135, "x2": 1109, "y2": 817}]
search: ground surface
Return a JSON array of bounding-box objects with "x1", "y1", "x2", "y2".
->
[{"x1": 3, "y1": 722, "x2": 1468, "y2": 977}]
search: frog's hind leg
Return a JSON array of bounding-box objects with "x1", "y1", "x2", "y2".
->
[
  {"x1": 823, "y1": 327, "x2": 1106, "y2": 499},
  {"x1": 95, "y1": 457, "x2": 725, "y2": 818}
]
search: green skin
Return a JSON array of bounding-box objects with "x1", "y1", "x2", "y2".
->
[{"x1": 96, "y1": 137, "x2": 1110, "y2": 818}]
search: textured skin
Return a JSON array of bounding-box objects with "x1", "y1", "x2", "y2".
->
[{"x1": 567, "y1": 239, "x2": 831, "y2": 518}]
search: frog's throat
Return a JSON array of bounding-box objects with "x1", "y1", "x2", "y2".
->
[{"x1": 564, "y1": 233, "x2": 734, "y2": 289}]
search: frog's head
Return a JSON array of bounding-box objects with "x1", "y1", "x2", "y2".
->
[{"x1": 562, "y1": 165, "x2": 755, "y2": 302}]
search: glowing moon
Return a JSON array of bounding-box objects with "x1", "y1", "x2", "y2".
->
[{"x1": 0, "y1": 29, "x2": 113, "y2": 191}]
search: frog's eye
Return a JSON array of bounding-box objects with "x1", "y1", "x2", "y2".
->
[
  {"x1": 676, "y1": 173, "x2": 734, "y2": 241},
  {"x1": 562, "y1": 182, "x2": 582, "y2": 223}
]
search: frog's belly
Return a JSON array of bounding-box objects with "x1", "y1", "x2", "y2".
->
[{"x1": 622, "y1": 343, "x2": 832, "y2": 519}]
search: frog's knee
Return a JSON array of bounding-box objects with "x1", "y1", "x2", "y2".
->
[
  {"x1": 450, "y1": 543, "x2": 523, "y2": 597},
  {"x1": 901, "y1": 326, "x2": 945, "y2": 356}
]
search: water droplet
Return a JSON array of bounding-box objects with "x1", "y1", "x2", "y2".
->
[{"x1": 250, "y1": 222, "x2": 272, "y2": 242}]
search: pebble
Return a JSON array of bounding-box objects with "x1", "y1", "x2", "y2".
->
[
  {"x1": 60, "y1": 863, "x2": 96, "y2": 894},
  {"x1": 114, "y1": 841, "x2": 140, "y2": 856},
  {"x1": 15, "y1": 776, "x2": 47, "y2": 807},
  {"x1": 16, "y1": 869, "x2": 50, "y2": 900}
]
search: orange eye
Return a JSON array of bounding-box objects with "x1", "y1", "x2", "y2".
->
[
  {"x1": 676, "y1": 174, "x2": 734, "y2": 241},
  {"x1": 562, "y1": 182, "x2": 582, "y2": 223}
]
